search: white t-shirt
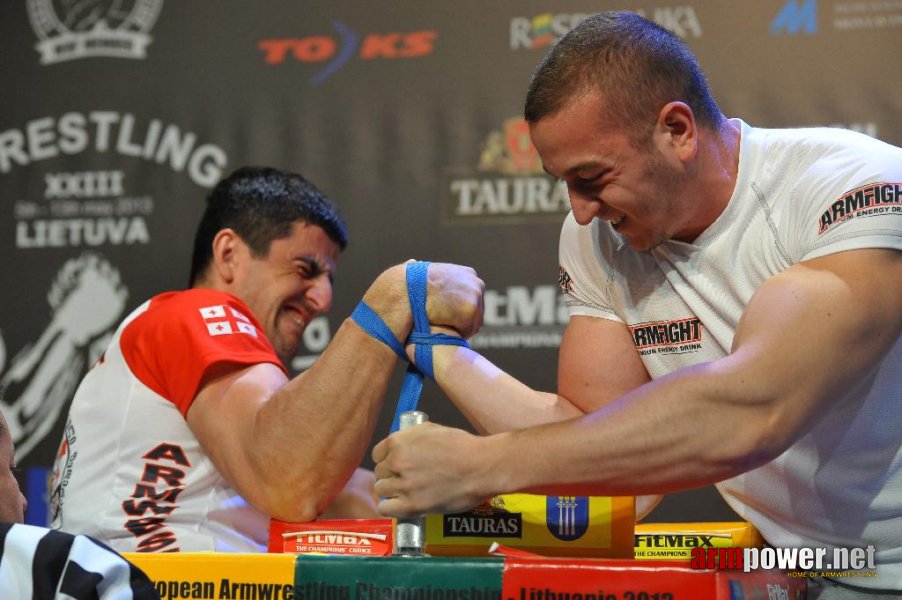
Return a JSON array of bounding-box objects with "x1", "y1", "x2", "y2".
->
[
  {"x1": 50, "y1": 288, "x2": 286, "y2": 552},
  {"x1": 559, "y1": 120, "x2": 902, "y2": 588}
]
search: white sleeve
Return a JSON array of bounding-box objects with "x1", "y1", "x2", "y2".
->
[
  {"x1": 782, "y1": 136, "x2": 902, "y2": 263},
  {"x1": 558, "y1": 213, "x2": 624, "y2": 323}
]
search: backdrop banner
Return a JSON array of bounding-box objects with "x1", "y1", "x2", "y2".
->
[{"x1": 2, "y1": 0, "x2": 899, "y2": 525}]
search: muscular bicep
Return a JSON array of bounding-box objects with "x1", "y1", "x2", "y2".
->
[
  {"x1": 725, "y1": 248, "x2": 902, "y2": 450},
  {"x1": 186, "y1": 361, "x2": 289, "y2": 510},
  {"x1": 557, "y1": 315, "x2": 651, "y2": 412}
]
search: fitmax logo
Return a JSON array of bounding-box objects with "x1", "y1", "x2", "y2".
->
[{"x1": 770, "y1": 0, "x2": 818, "y2": 35}]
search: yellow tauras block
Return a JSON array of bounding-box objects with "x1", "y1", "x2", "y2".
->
[
  {"x1": 633, "y1": 521, "x2": 763, "y2": 560},
  {"x1": 425, "y1": 493, "x2": 634, "y2": 558},
  {"x1": 122, "y1": 552, "x2": 295, "y2": 599}
]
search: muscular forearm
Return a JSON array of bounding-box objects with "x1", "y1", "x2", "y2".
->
[
  {"x1": 251, "y1": 321, "x2": 399, "y2": 520},
  {"x1": 197, "y1": 261, "x2": 485, "y2": 521},
  {"x1": 433, "y1": 346, "x2": 584, "y2": 434},
  {"x1": 375, "y1": 357, "x2": 777, "y2": 516},
  {"x1": 485, "y1": 256, "x2": 902, "y2": 499},
  {"x1": 470, "y1": 358, "x2": 777, "y2": 501},
  {"x1": 244, "y1": 262, "x2": 486, "y2": 520},
  {"x1": 377, "y1": 250, "x2": 902, "y2": 517}
]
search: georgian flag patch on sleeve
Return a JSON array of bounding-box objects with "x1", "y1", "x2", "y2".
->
[{"x1": 199, "y1": 305, "x2": 257, "y2": 337}]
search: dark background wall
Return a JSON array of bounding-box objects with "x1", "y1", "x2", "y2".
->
[{"x1": 2, "y1": 0, "x2": 899, "y2": 526}]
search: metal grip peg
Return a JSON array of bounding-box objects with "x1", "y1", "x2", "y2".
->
[{"x1": 393, "y1": 410, "x2": 429, "y2": 556}]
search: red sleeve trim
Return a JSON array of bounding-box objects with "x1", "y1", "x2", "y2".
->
[{"x1": 121, "y1": 290, "x2": 288, "y2": 417}]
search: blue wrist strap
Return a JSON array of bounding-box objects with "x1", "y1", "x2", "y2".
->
[
  {"x1": 350, "y1": 301, "x2": 406, "y2": 361},
  {"x1": 349, "y1": 261, "x2": 470, "y2": 433},
  {"x1": 392, "y1": 261, "x2": 470, "y2": 432}
]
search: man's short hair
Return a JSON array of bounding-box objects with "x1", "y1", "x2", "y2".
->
[
  {"x1": 525, "y1": 11, "x2": 722, "y2": 144},
  {"x1": 189, "y1": 166, "x2": 349, "y2": 285}
]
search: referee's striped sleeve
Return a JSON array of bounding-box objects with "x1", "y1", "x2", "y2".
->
[{"x1": 0, "y1": 522, "x2": 159, "y2": 599}]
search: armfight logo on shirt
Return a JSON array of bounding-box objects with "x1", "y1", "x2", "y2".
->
[
  {"x1": 818, "y1": 182, "x2": 902, "y2": 235},
  {"x1": 199, "y1": 305, "x2": 257, "y2": 338},
  {"x1": 629, "y1": 317, "x2": 704, "y2": 356}
]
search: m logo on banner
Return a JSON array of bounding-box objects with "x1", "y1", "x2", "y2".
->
[{"x1": 770, "y1": 0, "x2": 818, "y2": 35}]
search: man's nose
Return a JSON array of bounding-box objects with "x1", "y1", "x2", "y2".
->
[
  {"x1": 306, "y1": 276, "x2": 333, "y2": 313},
  {"x1": 568, "y1": 187, "x2": 602, "y2": 225}
]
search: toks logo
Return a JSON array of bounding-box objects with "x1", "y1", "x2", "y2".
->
[
  {"x1": 442, "y1": 117, "x2": 569, "y2": 225},
  {"x1": 259, "y1": 22, "x2": 436, "y2": 84},
  {"x1": 27, "y1": 0, "x2": 163, "y2": 64}
]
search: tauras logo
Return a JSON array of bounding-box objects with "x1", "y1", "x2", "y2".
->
[
  {"x1": 28, "y1": 0, "x2": 163, "y2": 64},
  {"x1": 818, "y1": 182, "x2": 902, "y2": 235},
  {"x1": 443, "y1": 117, "x2": 569, "y2": 225},
  {"x1": 450, "y1": 177, "x2": 569, "y2": 219},
  {"x1": 443, "y1": 512, "x2": 522, "y2": 537},
  {"x1": 0, "y1": 111, "x2": 228, "y2": 188}
]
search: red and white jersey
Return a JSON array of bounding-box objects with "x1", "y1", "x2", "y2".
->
[{"x1": 50, "y1": 289, "x2": 287, "y2": 553}]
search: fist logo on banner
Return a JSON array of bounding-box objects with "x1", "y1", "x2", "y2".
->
[{"x1": 0, "y1": 253, "x2": 128, "y2": 461}]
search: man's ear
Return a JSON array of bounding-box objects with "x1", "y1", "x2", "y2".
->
[
  {"x1": 654, "y1": 101, "x2": 698, "y2": 165},
  {"x1": 209, "y1": 228, "x2": 243, "y2": 284}
]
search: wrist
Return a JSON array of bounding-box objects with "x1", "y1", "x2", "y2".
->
[
  {"x1": 472, "y1": 431, "x2": 517, "y2": 498},
  {"x1": 363, "y1": 264, "x2": 413, "y2": 342}
]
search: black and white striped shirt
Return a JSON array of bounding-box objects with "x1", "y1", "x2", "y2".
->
[{"x1": 0, "y1": 523, "x2": 159, "y2": 599}]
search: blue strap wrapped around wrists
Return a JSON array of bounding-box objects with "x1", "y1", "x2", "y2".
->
[
  {"x1": 350, "y1": 300, "x2": 406, "y2": 361},
  {"x1": 392, "y1": 261, "x2": 469, "y2": 431},
  {"x1": 349, "y1": 261, "x2": 471, "y2": 433}
]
